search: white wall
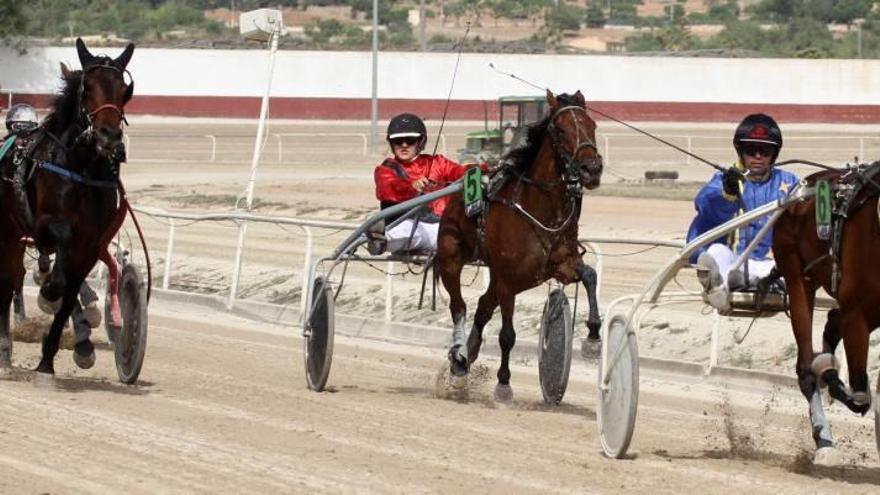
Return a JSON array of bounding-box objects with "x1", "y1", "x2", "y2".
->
[{"x1": 2, "y1": 46, "x2": 879, "y2": 105}]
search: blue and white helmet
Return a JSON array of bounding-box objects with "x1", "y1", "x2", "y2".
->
[{"x1": 5, "y1": 104, "x2": 39, "y2": 133}]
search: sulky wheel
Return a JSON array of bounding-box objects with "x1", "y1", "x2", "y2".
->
[
  {"x1": 597, "y1": 314, "x2": 639, "y2": 459},
  {"x1": 538, "y1": 288, "x2": 573, "y2": 405},
  {"x1": 875, "y1": 373, "x2": 880, "y2": 461},
  {"x1": 113, "y1": 263, "x2": 148, "y2": 384},
  {"x1": 304, "y1": 276, "x2": 334, "y2": 392}
]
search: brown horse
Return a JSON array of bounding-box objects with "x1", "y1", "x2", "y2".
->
[
  {"x1": 0, "y1": 38, "x2": 133, "y2": 376},
  {"x1": 438, "y1": 90, "x2": 603, "y2": 401},
  {"x1": 774, "y1": 163, "x2": 880, "y2": 458}
]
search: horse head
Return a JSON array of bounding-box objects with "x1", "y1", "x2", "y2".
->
[
  {"x1": 59, "y1": 38, "x2": 135, "y2": 163},
  {"x1": 546, "y1": 90, "x2": 603, "y2": 191}
]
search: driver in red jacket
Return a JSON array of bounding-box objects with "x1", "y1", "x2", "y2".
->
[{"x1": 374, "y1": 113, "x2": 476, "y2": 253}]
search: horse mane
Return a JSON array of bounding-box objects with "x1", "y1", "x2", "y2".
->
[
  {"x1": 505, "y1": 93, "x2": 582, "y2": 174},
  {"x1": 43, "y1": 70, "x2": 82, "y2": 134},
  {"x1": 43, "y1": 56, "x2": 115, "y2": 134}
]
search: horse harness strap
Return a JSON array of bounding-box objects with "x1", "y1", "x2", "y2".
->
[
  {"x1": 473, "y1": 106, "x2": 591, "y2": 265},
  {"x1": 0, "y1": 136, "x2": 15, "y2": 162},
  {"x1": 807, "y1": 162, "x2": 880, "y2": 297},
  {"x1": 37, "y1": 161, "x2": 119, "y2": 188}
]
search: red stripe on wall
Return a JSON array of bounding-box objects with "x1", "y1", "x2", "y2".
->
[{"x1": 5, "y1": 93, "x2": 880, "y2": 123}]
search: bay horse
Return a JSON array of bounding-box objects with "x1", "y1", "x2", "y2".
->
[
  {"x1": 773, "y1": 163, "x2": 880, "y2": 459},
  {"x1": 438, "y1": 90, "x2": 604, "y2": 401},
  {"x1": 0, "y1": 38, "x2": 133, "y2": 376}
]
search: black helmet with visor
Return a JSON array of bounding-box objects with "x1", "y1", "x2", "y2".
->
[
  {"x1": 387, "y1": 113, "x2": 427, "y2": 148},
  {"x1": 733, "y1": 113, "x2": 783, "y2": 163}
]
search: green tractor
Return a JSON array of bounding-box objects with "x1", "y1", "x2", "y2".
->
[{"x1": 457, "y1": 95, "x2": 547, "y2": 165}]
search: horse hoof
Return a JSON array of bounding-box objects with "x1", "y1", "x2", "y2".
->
[
  {"x1": 448, "y1": 346, "x2": 469, "y2": 378},
  {"x1": 813, "y1": 446, "x2": 843, "y2": 466},
  {"x1": 0, "y1": 339, "x2": 12, "y2": 367},
  {"x1": 810, "y1": 353, "x2": 839, "y2": 381},
  {"x1": 581, "y1": 337, "x2": 601, "y2": 360},
  {"x1": 850, "y1": 391, "x2": 872, "y2": 415},
  {"x1": 0, "y1": 367, "x2": 13, "y2": 380},
  {"x1": 37, "y1": 294, "x2": 62, "y2": 315},
  {"x1": 32, "y1": 371, "x2": 55, "y2": 388},
  {"x1": 83, "y1": 302, "x2": 102, "y2": 328},
  {"x1": 73, "y1": 341, "x2": 96, "y2": 370},
  {"x1": 494, "y1": 383, "x2": 513, "y2": 403}
]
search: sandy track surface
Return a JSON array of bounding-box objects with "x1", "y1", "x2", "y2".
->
[
  {"x1": 5, "y1": 120, "x2": 880, "y2": 492},
  {"x1": 1, "y1": 298, "x2": 879, "y2": 494}
]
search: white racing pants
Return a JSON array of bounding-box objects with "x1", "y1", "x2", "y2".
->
[
  {"x1": 702, "y1": 243, "x2": 776, "y2": 289},
  {"x1": 385, "y1": 219, "x2": 439, "y2": 253}
]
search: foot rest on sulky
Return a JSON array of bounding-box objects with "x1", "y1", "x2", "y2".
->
[{"x1": 724, "y1": 290, "x2": 788, "y2": 316}]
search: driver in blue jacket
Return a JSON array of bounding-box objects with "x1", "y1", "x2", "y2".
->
[{"x1": 686, "y1": 113, "x2": 800, "y2": 312}]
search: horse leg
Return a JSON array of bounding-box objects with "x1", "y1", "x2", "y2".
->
[
  {"x1": 467, "y1": 279, "x2": 498, "y2": 366},
  {"x1": 0, "y1": 245, "x2": 24, "y2": 373},
  {"x1": 69, "y1": 300, "x2": 96, "y2": 369},
  {"x1": 35, "y1": 284, "x2": 79, "y2": 375},
  {"x1": 776, "y1": 251, "x2": 835, "y2": 451},
  {"x1": 78, "y1": 281, "x2": 102, "y2": 329},
  {"x1": 576, "y1": 263, "x2": 602, "y2": 358},
  {"x1": 38, "y1": 219, "x2": 71, "y2": 314},
  {"x1": 12, "y1": 287, "x2": 25, "y2": 325},
  {"x1": 33, "y1": 250, "x2": 51, "y2": 286},
  {"x1": 494, "y1": 288, "x2": 516, "y2": 403},
  {"x1": 438, "y1": 240, "x2": 469, "y2": 377},
  {"x1": 817, "y1": 309, "x2": 872, "y2": 415},
  {"x1": 822, "y1": 309, "x2": 842, "y2": 354},
  {"x1": 0, "y1": 280, "x2": 14, "y2": 374}
]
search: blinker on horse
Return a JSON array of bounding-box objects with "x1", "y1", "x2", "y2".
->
[
  {"x1": 0, "y1": 38, "x2": 134, "y2": 375},
  {"x1": 437, "y1": 90, "x2": 604, "y2": 401}
]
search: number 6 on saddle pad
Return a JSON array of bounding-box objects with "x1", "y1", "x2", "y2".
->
[
  {"x1": 463, "y1": 166, "x2": 483, "y2": 217},
  {"x1": 815, "y1": 179, "x2": 832, "y2": 240}
]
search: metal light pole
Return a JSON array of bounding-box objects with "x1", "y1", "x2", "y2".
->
[
  {"x1": 370, "y1": 0, "x2": 379, "y2": 154},
  {"x1": 230, "y1": 10, "x2": 283, "y2": 309}
]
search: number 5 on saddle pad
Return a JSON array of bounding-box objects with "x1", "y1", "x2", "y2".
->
[{"x1": 463, "y1": 166, "x2": 483, "y2": 217}]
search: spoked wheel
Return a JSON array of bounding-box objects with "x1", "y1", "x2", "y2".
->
[
  {"x1": 112, "y1": 263, "x2": 148, "y2": 384},
  {"x1": 538, "y1": 288, "x2": 573, "y2": 405},
  {"x1": 597, "y1": 314, "x2": 639, "y2": 458},
  {"x1": 875, "y1": 372, "x2": 880, "y2": 460},
  {"x1": 304, "y1": 276, "x2": 334, "y2": 391}
]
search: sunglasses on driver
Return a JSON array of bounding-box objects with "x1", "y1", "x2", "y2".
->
[
  {"x1": 390, "y1": 136, "x2": 420, "y2": 147},
  {"x1": 742, "y1": 143, "x2": 776, "y2": 157}
]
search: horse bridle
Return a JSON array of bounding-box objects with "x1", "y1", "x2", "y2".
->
[
  {"x1": 496, "y1": 105, "x2": 600, "y2": 234},
  {"x1": 547, "y1": 105, "x2": 600, "y2": 197},
  {"x1": 74, "y1": 60, "x2": 132, "y2": 147}
]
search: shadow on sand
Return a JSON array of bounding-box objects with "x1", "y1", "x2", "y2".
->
[{"x1": 652, "y1": 448, "x2": 880, "y2": 486}]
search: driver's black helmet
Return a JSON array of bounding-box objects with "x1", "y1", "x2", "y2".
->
[
  {"x1": 5, "y1": 103, "x2": 39, "y2": 133},
  {"x1": 733, "y1": 113, "x2": 783, "y2": 163},
  {"x1": 387, "y1": 113, "x2": 427, "y2": 144}
]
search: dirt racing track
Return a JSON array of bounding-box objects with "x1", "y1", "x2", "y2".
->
[
  {"x1": 2, "y1": 119, "x2": 880, "y2": 493},
  {"x1": 0, "y1": 292, "x2": 878, "y2": 494}
]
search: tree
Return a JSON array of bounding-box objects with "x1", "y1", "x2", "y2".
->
[
  {"x1": 0, "y1": 0, "x2": 27, "y2": 44},
  {"x1": 545, "y1": 4, "x2": 583, "y2": 33},
  {"x1": 585, "y1": 2, "x2": 606, "y2": 28},
  {"x1": 829, "y1": 0, "x2": 872, "y2": 25}
]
